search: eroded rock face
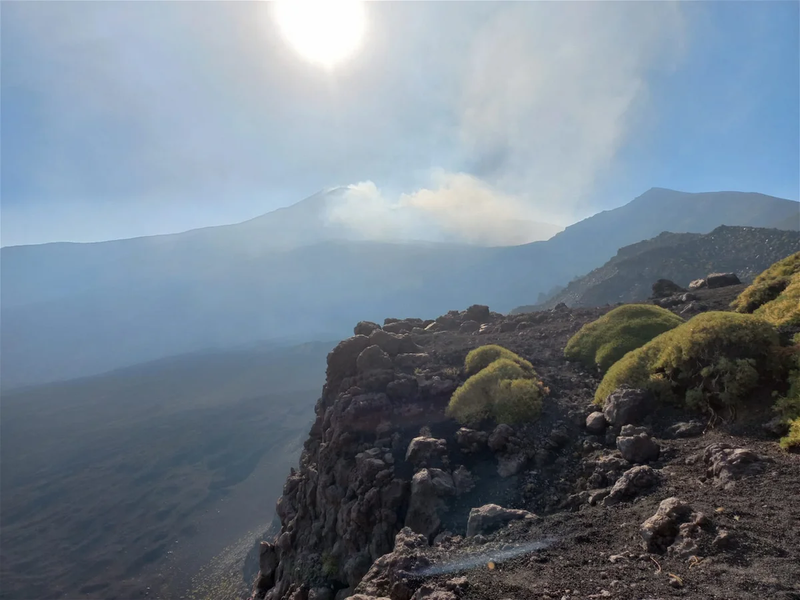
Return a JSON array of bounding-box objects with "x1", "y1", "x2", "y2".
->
[
  {"x1": 603, "y1": 465, "x2": 661, "y2": 506},
  {"x1": 703, "y1": 443, "x2": 768, "y2": 488},
  {"x1": 466, "y1": 504, "x2": 536, "y2": 537},
  {"x1": 602, "y1": 387, "x2": 651, "y2": 427},
  {"x1": 353, "y1": 528, "x2": 430, "y2": 600},
  {"x1": 640, "y1": 497, "x2": 709, "y2": 555}
]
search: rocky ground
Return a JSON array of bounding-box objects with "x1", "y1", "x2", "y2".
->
[{"x1": 249, "y1": 283, "x2": 800, "y2": 600}]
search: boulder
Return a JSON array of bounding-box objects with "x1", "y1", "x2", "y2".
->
[
  {"x1": 705, "y1": 272, "x2": 741, "y2": 289},
  {"x1": 762, "y1": 416, "x2": 790, "y2": 438},
  {"x1": 405, "y1": 436, "x2": 448, "y2": 468},
  {"x1": 465, "y1": 304, "x2": 491, "y2": 323},
  {"x1": 586, "y1": 411, "x2": 607, "y2": 434},
  {"x1": 603, "y1": 465, "x2": 661, "y2": 506},
  {"x1": 456, "y1": 428, "x2": 488, "y2": 453},
  {"x1": 499, "y1": 321, "x2": 517, "y2": 333},
  {"x1": 617, "y1": 432, "x2": 660, "y2": 464},
  {"x1": 354, "y1": 321, "x2": 382, "y2": 336},
  {"x1": 602, "y1": 387, "x2": 651, "y2": 426},
  {"x1": 357, "y1": 345, "x2": 394, "y2": 373},
  {"x1": 384, "y1": 321, "x2": 413, "y2": 334},
  {"x1": 688, "y1": 278, "x2": 707, "y2": 290},
  {"x1": 651, "y1": 279, "x2": 685, "y2": 298},
  {"x1": 466, "y1": 504, "x2": 536, "y2": 537},
  {"x1": 327, "y1": 336, "x2": 372, "y2": 381},
  {"x1": 369, "y1": 329, "x2": 421, "y2": 356}
]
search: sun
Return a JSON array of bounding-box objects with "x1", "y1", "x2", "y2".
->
[{"x1": 274, "y1": 0, "x2": 367, "y2": 68}]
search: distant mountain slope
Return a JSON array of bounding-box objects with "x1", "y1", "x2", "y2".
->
[
  {"x1": 512, "y1": 225, "x2": 800, "y2": 311},
  {"x1": 0, "y1": 341, "x2": 332, "y2": 600},
  {"x1": 2, "y1": 188, "x2": 798, "y2": 387}
]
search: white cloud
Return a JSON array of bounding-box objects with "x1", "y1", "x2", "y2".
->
[
  {"x1": 327, "y1": 172, "x2": 563, "y2": 246},
  {"x1": 329, "y1": 3, "x2": 686, "y2": 245}
]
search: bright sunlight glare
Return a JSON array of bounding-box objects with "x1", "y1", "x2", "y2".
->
[{"x1": 274, "y1": 0, "x2": 367, "y2": 68}]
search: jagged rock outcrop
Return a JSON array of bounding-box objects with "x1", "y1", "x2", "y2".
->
[{"x1": 640, "y1": 497, "x2": 710, "y2": 555}]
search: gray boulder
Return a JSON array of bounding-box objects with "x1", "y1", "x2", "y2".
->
[
  {"x1": 602, "y1": 387, "x2": 651, "y2": 426},
  {"x1": 640, "y1": 497, "x2": 707, "y2": 554},
  {"x1": 488, "y1": 424, "x2": 515, "y2": 452},
  {"x1": 703, "y1": 443, "x2": 768, "y2": 489},
  {"x1": 688, "y1": 278, "x2": 707, "y2": 290},
  {"x1": 466, "y1": 503, "x2": 536, "y2": 537},
  {"x1": 369, "y1": 329, "x2": 421, "y2": 356},
  {"x1": 586, "y1": 411, "x2": 607, "y2": 434},
  {"x1": 405, "y1": 469, "x2": 455, "y2": 538},
  {"x1": 393, "y1": 353, "x2": 430, "y2": 370}
]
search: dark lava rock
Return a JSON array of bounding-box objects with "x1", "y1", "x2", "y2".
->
[
  {"x1": 651, "y1": 279, "x2": 686, "y2": 298},
  {"x1": 356, "y1": 345, "x2": 394, "y2": 373},
  {"x1": 703, "y1": 443, "x2": 768, "y2": 488},
  {"x1": 706, "y1": 272, "x2": 741, "y2": 288},
  {"x1": 617, "y1": 431, "x2": 660, "y2": 464},
  {"x1": 466, "y1": 504, "x2": 536, "y2": 537},
  {"x1": 464, "y1": 304, "x2": 491, "y2": 323},
  {"x1": 354, "y1": 321, "x2": 382, "y2": 336}
]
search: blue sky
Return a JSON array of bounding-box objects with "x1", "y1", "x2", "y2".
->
[{"x1": 1, "y1": 1, "x2": 798, "y2": 246}]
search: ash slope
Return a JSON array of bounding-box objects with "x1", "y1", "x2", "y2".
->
[
  {"x1": 513, "y1": 225, "x2": 800, "y2": 312},
  {"x1": 251, "y1": 286, "x2": 800, "y2": 600}
]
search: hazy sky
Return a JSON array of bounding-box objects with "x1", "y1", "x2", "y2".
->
[{"x1": 2, "y1": 1, "x2": 798, "y2": 246}]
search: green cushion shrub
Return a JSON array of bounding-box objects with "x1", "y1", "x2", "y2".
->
[
  {"x1": 464, "y1": 344, "x2": 534, "y2": 376},
  {"x1": 595, "y1": 311, "x2": 783, "y2": 413},
  {"x1": 780, "y1": 418, "x2": 800, "y2": 452},
  {"x1": 565, "y1": 304, "x2": 684, "y2": 373},
  {"x1": 732, "y1": 252, "x2": 800, "y2": 326},
  {"x1": 447, "y1": 347, "x2": 547, "y2": 426}
]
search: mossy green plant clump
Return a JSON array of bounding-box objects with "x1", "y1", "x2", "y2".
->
[
  {"x1": 447, "y1": 347, "x2": 547, "y2": 426},
  {"x1": 565, "y1": 304, "x2": 684, "y2": 373},
  {"x1": 780, "y1": 418, "x2": 800, "y2": 452},
  {"x1": 732, "y1": 252, "x2": 800, "y2": 327},
  {"x1": 464, "y1": 344, "x2": 534, "y2": 375},
  {"x1": 595, "y1": 311, "x2": 783, "y2": 413}
]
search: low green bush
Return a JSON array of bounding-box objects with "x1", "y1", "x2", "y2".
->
[
  {"x1": 464, "y1": 344, "x2": 534, "y2": 376},
  {"x1": 595, "y1": 311, "x2": 783, "y2": 413},
  {"x1": 780, "y1": 418, "x2": 800, "y2": 452},
  {"x1": 732, "y1": 252, "x2": 800, "y2": 327},
  {"x1": 447, "y1": 348, "x2": 547, "y2": 426},
  {"x1": 493, "y1": 378, "x2": 544, "y2": 424},
  {"x1": 565, "y1": 304, "x2": 684, "y2": 373}
]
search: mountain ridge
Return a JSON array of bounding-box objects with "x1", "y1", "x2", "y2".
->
[{"x1": 2, "y1": 187, "x2": 798, "y2": 388}]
